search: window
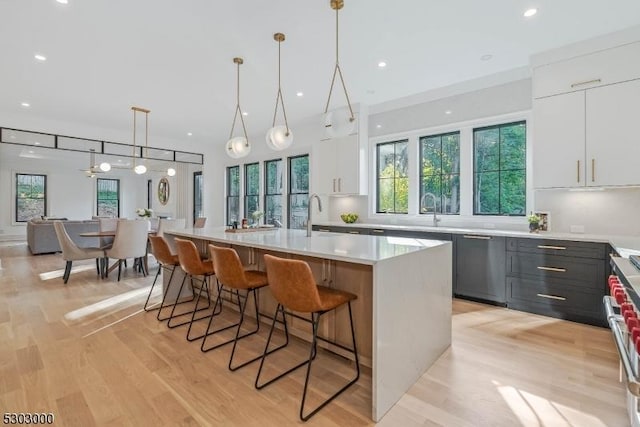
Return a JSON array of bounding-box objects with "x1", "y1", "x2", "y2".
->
[
  {"x1": 193, "y1": 171, "x2": 203, "y2": 224},
  {"x1": 96, "y1": 178, "x2": 120, "y2": 217},
  {"x1": 264, "y1": 159, "x2": 283, "y2": 226},
  {"x1": 473, "y1": 121, "x2": 526, "y2": 216},
  {"x1": 288, "y1": 155, "x2": 309, "y2": 229},
  {"x1": 376, "y1": 140, "x2": 408, "y2": 213},
  {"x1": 16, "y1": 174, "x2": 46, "y2": 222},
  {"x1": 420, "y1": 132, "x2": 460, "y2": 215},
  {"x1": 226, "y1": 166, "x2": 240, "y2": 225},
  {"x1": 244, "y1": 163, "x2": 260, "y2": 219}
]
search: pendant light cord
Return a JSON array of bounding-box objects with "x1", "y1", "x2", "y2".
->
[
  {"x1": 271, "y1": 35, "x2": 290, "y2": 135},
  {"x1": 324, "y1": 3, "x2": 355, "y2": 122},
  {"x1": 229, "y1": 59, "x2": 249, "y2": 146}
]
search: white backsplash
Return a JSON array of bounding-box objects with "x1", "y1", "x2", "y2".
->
[
  {"x1": 327, "y1": 188, "x2": 640, "y2": 237},
  {"x1": 534, "y1": 187, "x2": 640, "y2": 236}
]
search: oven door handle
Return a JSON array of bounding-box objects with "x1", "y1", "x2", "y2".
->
[{"x1": 604, "y1": 296, "x2": 640, "y2": 397}]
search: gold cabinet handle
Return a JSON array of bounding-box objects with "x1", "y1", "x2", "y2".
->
[
  {"x1": 338, "y1": 178, "x2": 342, "y2": 192},
  {"x1": 371, "y1": 229, "x2": 385, "y2": 234},
  {"x1": 537, "y1": 266, "x2": 567, "y2": 273},
  {"x1": 537, "y1": 293, "x2": 567, "y2": 301},
  {"x1": 591, "y1": 158, "x2": 595, "y2": 182},
  {"x1": 348, "y1": 231, "x2": 360, "y2": 234},
  {"x1": 537, "y1": 245, "x2": 566, "y2": 250},
  {"x1": 463, "y1": 235, "x2": 492, "y2": 240},
  {"x1": 577, "y1": 160, "x2": 580, "y2": 183},
  {"x1": 318, "y1": 228, "x2": 331, "y2": 232},
  {"x1": 332, "y1": 179, "x2": 336, "y2": 192},
  {"x1": 570, "y1": 78, "x2": 601, "y2": 88}
]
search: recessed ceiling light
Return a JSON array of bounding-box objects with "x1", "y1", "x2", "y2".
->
[
  {"x1": 296, "y1": 91, "x2": 304, "y2": 97},
  {"x1": 242, "y1": 111, "x2": 248, "y2": 116},
  {"x1": 187, "y1": 132, "x2": 193, "y2": 136},
  {"x1": 21, "y1": 102, "x2": 30, "y2": 107},
  {"x1": 34, "y1": 54, "x2": 47, "y2": 62},
  {"x1": 523, "y1": 8, "x2": 538, "y2": 17},
  {"x1": 377, "y1": 61, "x2": 387, "y2": 68},
  {"x1": 480, "y1": 54, "x2": 493, "y2": 61},
  {"x1": 445, "y1": 110, "x2": 452, "y2": 115},
  {"x1": 376, "y1": 124, "x2": 382, "y2": 129},
  {"x1": 34, "y1": 141, "x2": 41, "y2": 145},
  {"x1": 28, "y1": 150, "x2": 34, "y2": 154},
  {"x1": 56, "y1": 0, "x2": 69, "y2": 4}
]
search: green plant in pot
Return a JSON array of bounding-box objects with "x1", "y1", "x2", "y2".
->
[{"x1": 528, "y1": 213, "x2": 541, "y2": 233}]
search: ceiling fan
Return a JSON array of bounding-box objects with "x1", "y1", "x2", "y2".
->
[{"x1": 79, "y1": 149, "x2": 110, "y2": 178}]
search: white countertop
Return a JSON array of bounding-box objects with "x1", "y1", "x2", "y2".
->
[
  {"x1": 167, "y1": 227, "x2": 450, "y2": 265},
  {"x1": 314, "y1": 221, "x2": 640, "y2": 257}
]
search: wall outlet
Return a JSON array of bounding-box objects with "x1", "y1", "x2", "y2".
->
[{"x1": 570, "y1": 225, "x2": 585, "y2": 233}]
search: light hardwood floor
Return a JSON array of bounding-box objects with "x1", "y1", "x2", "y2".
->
[{"x1": 0, "y1": 242, "x2": 628, "y2": 426}]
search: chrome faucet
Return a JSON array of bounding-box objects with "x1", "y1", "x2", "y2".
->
[
  {"x1": 307, "y1": 193, "x2": 322, "y2": 237},
  {"x1": 420, "y1": 192, "x2": 441, "y2": 226}
]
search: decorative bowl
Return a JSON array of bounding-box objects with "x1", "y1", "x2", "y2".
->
[{"x1": 340, "y1": 213, "x2": 358, "y2": 224}]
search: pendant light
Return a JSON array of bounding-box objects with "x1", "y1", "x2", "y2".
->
[
  {"x1": 266, "y1": 33, "x2": 293, "y2": 151},
  {"x1": 226, "y1": 57, "x2": 250, "y2": 159},
  {"x1": 131, "y1": 106, "x2": 150, "y2": 174},
  {"x1": 323, "y1": 0, "x2": 355, "y2": 138}
]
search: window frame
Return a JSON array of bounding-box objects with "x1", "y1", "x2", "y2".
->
[
  {"x1": 15, "y1": 173, "x2": 47, "y2": 222},
  {"x1": 287, "y1": 154, "x2": 309, "y2": 229},
  {"x1": 96, "y1": 178, "x2": 120, "y2": 218},
  {"x1": 244, "y1": 162, "x2": 260, "y2": 219},
  {"x1": 264, "y1": 158, "x2": 283, "y2": 227},
  {"x1": 193, "y1": 171, "x2": 203, "y2": 225},
  {"x1": 419, "y1": 131, "x2": 461, "y2": 216},
  {"x1": 226, "y1": 165, "x2": 240, "y2": 225},
  {"x1": 375, "y1": 139, "x2": 409, "y2": 214},
  {"x1": 472, "y1": 120, "x2": 527, "y2": 216}
]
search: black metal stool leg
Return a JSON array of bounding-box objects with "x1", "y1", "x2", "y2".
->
[
  {"x1": 198, "y1": 286, "x2": 244, "y2": 349},
  {"x1": 166, "y1": 273, "x2": 211, "y2": 328}
]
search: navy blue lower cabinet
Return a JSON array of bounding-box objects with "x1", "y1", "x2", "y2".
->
[{"x1": 454, "y1": 234, "x2": 507, "y2": 304}]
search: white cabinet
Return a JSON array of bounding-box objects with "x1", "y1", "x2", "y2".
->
[
  {"x1": 586, "y1": 79, "x2": 640, "y2": 187},
  {"x1": 533, "y1": 42, "x2": 640, "y2": 99},
  {"x1": 533, "y1": 79, "x2": 640, "y2": 189},
  {"x1": 533, "y1": 92, "x2": 585, "y2": 189},
  {"x1": 312, "y1": 134, "x2": 366, "y2": 195}
]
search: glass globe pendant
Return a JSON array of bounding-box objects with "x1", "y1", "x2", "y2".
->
[
  {"x1": 225, "y1": 57, "x2": 250, "y2": 159},
  {"x1": 266, "y1": 33, "x2": 293, "y2": 151}
]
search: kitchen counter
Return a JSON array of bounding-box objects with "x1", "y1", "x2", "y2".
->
[
  {"x1": 314, "y1": 221, "x2": 640, "y2": 257},
  {"x1": 166, "y1": 227, "x2": 452, "y2": 421},
  {"x1": 168, "y1": 227, "x2": 449, "y2": 265}
]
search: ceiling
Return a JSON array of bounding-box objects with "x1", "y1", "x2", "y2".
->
[{"x1": 1, "y1": 0, "x2": 639, "y2": 149}]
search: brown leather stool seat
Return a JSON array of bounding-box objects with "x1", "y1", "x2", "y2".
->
[
  {"x1": 168, "y1": 238, "x2": 219, "y2": 335},
  {"x1": 256, "y1": 254, "x2": 360, "y2": 421}
]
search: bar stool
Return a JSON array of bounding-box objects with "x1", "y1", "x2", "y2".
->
[
  {"x1": 144, "y1": 235, "x2": 194, "y2": 321},
  {"x1": 257, "y1": 254, "x2": 360, "y2": 421},
  {"x1": 205, "y1": 245, "x2": 288, "y2": 370},
  {"x1": 169, "y1": 238, "x2": 219, "y2": 334}
]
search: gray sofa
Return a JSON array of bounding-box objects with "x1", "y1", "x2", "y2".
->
[{"x1": 27, "y1": 219, "x2": 100, "y2": 255}]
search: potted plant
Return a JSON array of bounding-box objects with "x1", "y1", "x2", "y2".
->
[
  {"x1": 136, "y1": 208, "x2": 153, "y2": 218},
  {"x1": 251, "y1": 210, "x2": 264, "y2": 226},
  {"x1": 528, "y1": 212, "x2": 541, "y2": 233}
]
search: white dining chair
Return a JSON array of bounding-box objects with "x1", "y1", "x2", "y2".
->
[
  {"x1": 53, "y1": 221, "x2": 105, "y2": 284},
  {"x1": 104, "y1": 219, "x2": 149, "y2": 281},
  {"x1": 98, "y1": 217, "x2": 118, "y2": 249},
  {"x1": 157, "y1": 218, "x2": 186, "y2": 254}
]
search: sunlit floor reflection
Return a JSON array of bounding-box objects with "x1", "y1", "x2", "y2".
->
[
  {"x1": 493, "y1": 380, "x2": 607, "y2": 427},
  {"x1": 64, "y1": 285, "x2": 160, "y2": 322},
  {"x1": 39, "y1": 264, "x2": 96, "y2": 280}
]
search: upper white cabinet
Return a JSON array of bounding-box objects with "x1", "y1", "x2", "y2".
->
[
  {"x1": 312, "y1": 134, "x2": 366, "y2": 195},
  {"x1": 533, "y1": 42, "x2": 640, "y2": 99},
  {"x1": 311, "y1": 110, "x2": 368, "y2": 196},
  {"x1": 533, "y1": 92, "x2": 585, "y2": 189},
  {"x1": 586, "y1": 79, "x2": 640, "y2": 187},
  {"x1": 532, "y1": 40, "x2": 640, "y2": 189}
]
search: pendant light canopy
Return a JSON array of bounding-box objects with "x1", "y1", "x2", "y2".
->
[
  {"x1": 266, "y1": 33, "x2": 293, "y2": 151},
  {"x1": 226, "y1": 57, "x2": 250, "y2": 159},
  {"x1": 131, "y1": 106, "x2": 150, "y2": 174},
  {"x1": 324, "y1": 0, "x2": 355, "y2": 138}
]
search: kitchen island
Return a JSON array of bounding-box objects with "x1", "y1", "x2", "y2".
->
[{"x1": 165, "y1": 227, "x2": 452, "y2": 421}]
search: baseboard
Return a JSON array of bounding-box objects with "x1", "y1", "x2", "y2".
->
[{"x1": 0, "y1": 235, "x2": 26, "y2": 242}]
